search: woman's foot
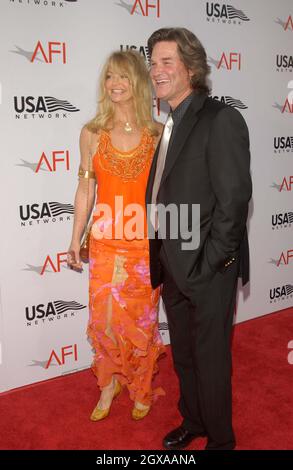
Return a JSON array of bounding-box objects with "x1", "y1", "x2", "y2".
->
[
  {"x1": 90, "y1": 378, "x2": 121, "y2": 421},
  {"x1": 132, "y1": 401, "x2": 150, "y2": 420}
]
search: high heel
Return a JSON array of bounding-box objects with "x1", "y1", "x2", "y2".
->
[
  {"x1": 131, "y1": 404, "x2": 150, "y2": 420},
  {"x1": 90, "y1": 380, "x2": 122, "y2": 421}
]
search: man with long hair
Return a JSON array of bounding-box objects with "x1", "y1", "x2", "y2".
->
[{"x1": 146, "y1": 28, "x2": 252, "y2": 450}]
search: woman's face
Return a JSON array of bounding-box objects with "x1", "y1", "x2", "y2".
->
[{"x1": 105, "y1": 68, "x2": 133, "y2": 104}]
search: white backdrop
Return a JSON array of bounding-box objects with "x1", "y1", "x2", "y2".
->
[{"x1": 0, "y1": 0, "x2": 292, "y2": 393}]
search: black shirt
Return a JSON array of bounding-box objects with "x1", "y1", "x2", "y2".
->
[{"x1": 169, "y1": 92, "x2": 194, "y2": 148}]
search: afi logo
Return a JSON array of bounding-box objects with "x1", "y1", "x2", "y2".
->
[
  {"x1": 277, "y1": 250, "x2": 293, "y2": 267},
  {"x1": 284, "y1": 15, "x2": 293, "y2": 31},
  {"x1": 31, "y1": 41, "x2": 67, "y2": 64},
  {"x1": 279, "y1": 176, "x2": 293, "y2": 191},
  {"x1": 41, "y1": 252, "x2": 68, "y2": 275},
  {"x1": 131, "y1": 0, "x2": 160, "y2": 17},
  {"x1": 282, "y1": 98, "x2": 293, "y2": 113},
  {"x1": 46, "y1": 344, "x2": 78, "y2": 369},
  {"x1": 217, "y1": 52, "x2": 241, "y2": 70},
  {"x1": 35, "y1": 150, "x2": 70, "y2": 173}
]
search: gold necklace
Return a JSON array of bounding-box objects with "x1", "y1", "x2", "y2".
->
[
  {"x1": 114, "y1": 119, "x2": 134, "y2": 133},
  {"x1": 124, "y1": 122, "x2": 132, "y2": 132}
]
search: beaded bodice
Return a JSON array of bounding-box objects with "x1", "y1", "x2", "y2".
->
[{"x1": 95, "y1": 128, "x2": 155, "y2": 183}]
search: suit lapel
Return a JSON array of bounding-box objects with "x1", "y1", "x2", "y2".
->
[{"x1": 160, "y1": 93, "x2": 207, "y2": 188}]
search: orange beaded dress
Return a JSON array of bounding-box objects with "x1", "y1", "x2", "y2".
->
[{"x1": 87, "y1": 127, "x2": 165, "y2": 406}]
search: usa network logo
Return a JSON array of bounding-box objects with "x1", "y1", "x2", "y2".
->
[
  {"x1": 274, "y1": 136, "x2": 293, "y2": 154},
  {"x1": 272, "y1": 211, "x2": 293, "y2": 230},
  {"x1": 115, "y1": 0, "x2": 161, "y2": 17},
  {"x1": 206, "y1": 2, "x2": 250, "y2": 25},
  {"x1": 19, "y1": 201, "x2": 74, "y2": 227},
  {"x1": 120, "y1": 44, "x2": 150, "y2": 65},
  {"x1": 14, "y1": 95, "x2": 79, "y2": 120},
  {"x1": 212, "y1": 95, "x2": 248, "y2": 109},
  {"x1": 270, "y1": 283, "x2": 293, "y2": 303},
  {"x1": 9, "y1": 0, "x2": 77, "y2": 8},
  {"x1": 276, "y1": 54, "x2": 293, "y2": 72},
  {"x1": 11, "y1": 41, "x2": 67, "y2": 64},
  {"x1": 25, "y1": 299, "x2": 86, "y2": 326}
]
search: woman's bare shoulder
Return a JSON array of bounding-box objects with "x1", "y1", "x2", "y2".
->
[
  {"x1": 80, "y1": 125, "x2": 101, "y2": 147},
  {"x1": 80, "y1": 125, "x2": 100, "y2": 139}
]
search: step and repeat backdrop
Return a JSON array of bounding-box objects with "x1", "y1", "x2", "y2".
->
[{"x1": 0, "y1": 0, "x2": 292, "y2": 392}]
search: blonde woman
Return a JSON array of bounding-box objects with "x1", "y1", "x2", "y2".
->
[{"x1": 67, "y1": 51, "x2": 165, "y2": 421}]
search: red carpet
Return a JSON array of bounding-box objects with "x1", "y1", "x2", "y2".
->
[{"x1": 0, "y1": 308, "x2": 293, "y2": 450}]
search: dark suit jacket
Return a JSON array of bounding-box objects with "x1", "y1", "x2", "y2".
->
[{"x1": 146, "y1": 93, "x2": 252, "y2": 299}]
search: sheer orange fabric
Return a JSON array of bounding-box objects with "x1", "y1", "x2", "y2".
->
[{"x1": 87, "y1": 128, "x2": 165, "y2": 406}]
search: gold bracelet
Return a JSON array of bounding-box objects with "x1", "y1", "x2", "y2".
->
[{"x1": 78, "y1": 166, "x2": 95, "y2": 179}]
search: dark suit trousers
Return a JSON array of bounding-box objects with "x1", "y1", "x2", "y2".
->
[{"x1": 160, "y1": 251, "x2": 239, "y2": 449}]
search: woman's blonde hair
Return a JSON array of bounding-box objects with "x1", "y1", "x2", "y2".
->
[{"x1": 86, "y1": 50, "x2": 158, "y2": 135}]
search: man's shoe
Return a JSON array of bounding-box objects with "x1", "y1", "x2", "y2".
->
[{"x1": 163, "y1": 425, "x2": 202, "y2": 450}]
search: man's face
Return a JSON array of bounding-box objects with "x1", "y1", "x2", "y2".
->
[{"x1": 150, "y1": 41, "x2": 192, "y2": 109}]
